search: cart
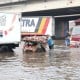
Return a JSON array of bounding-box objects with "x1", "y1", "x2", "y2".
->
[{"x1": 22, "y1": 35, "x2": 48, "y2": 52}]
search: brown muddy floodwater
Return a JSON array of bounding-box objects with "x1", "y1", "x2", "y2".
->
[{"x1": 0, "y1": 42, "x2": 80, "y2": 80}]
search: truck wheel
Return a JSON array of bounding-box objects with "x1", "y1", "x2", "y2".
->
[{"x1": 7, "y1": 47, "x2": 13, "y2": 52}]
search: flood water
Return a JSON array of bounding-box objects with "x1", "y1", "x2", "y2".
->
[{"x1": 0, "y1": 42, "x2": 80, "y2": 80}]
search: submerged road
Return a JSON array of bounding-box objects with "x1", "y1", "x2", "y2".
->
[{"x1": 0, "y1": 42, "x2": 80, "y2": 80}]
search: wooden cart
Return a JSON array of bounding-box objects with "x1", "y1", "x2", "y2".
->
[{"x1": 23, "y1": 35, "x2": 48, "y2": 52}]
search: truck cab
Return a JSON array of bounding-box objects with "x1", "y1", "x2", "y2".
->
[{"x1": 70, "y1": 26, "x2": 80, "y2": 48}]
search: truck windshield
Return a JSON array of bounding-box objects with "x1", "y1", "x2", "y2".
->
[{"x1": 72, "y1": 26, "x2": 80, "y2": 35}]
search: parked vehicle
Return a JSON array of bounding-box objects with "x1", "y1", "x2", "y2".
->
[
  {"x1": 70, "y1": 26, "x2": 80, "y2": 48},
  {"x1": 0, "y1": 12, "x2": 21, "y2": 51},
  {"x1": 21, "y1": 16, "x2": 55, "y2": 37},
  {"x1": 21, "y1": 16, "x2": 55, "y2": 52}
]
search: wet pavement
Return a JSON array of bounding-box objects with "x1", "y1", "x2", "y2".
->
[{"x1": 0, "y1": 42, "x2": 80, "y2": 80}]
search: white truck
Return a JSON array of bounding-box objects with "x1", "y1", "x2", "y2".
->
[
  {"x1": 0, "y1": 12, "x2": 21, "y2": 51},
  {"x1": 21, "y1": 16, "x2": 55, "y2": 52},
  {"x1": 21, "y1": 16, "x2": 55, "y2": 37}
]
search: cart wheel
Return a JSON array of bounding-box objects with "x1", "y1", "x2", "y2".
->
[{"x1": 41, "y1": 45, "x2": 46, "y2": 52}]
